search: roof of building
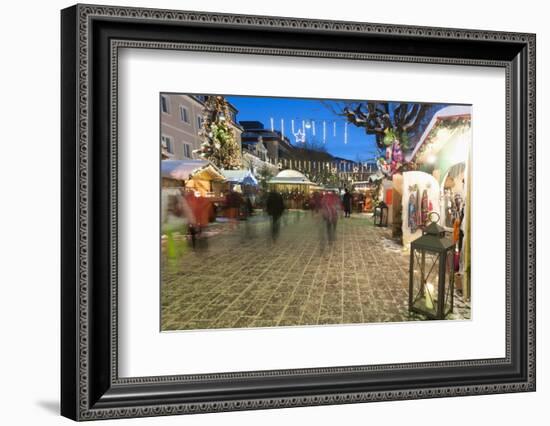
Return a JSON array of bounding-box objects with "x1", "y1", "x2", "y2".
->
[
  {"x1": 239, "y1": 121, "x2": 265, "y2": 130},
  {"x1": 277, "y1": 169, "x2": 307, "y2": 178},
  {"x1": 269, "y1": 169, "x2": 313, "y2": 185},
  {"x1": 161, "y1": 159, "x2": 225, "y2": 181},
  {"x1": 221, "y1": 169, "x2": 258, "y2": 186},
  {"x1": 241, "y1": 130, "x2": 284, "y2": 141},
  {"x1": 406, "y1": 105, "x2": 472, "y2": 162}
]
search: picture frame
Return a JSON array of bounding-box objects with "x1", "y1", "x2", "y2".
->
[{"x1": 61, "y1": 3, "x2": 536, "y2": 421}]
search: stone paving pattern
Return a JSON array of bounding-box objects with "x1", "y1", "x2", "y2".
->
[{"x1": 161, "y1": 212, "x2": 471, "y2": 331}]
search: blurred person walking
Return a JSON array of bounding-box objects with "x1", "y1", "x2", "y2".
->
[
  {"x1": 163, "y1": 189, "x2": 193, "y2": 258},
  {"x1": 321, "y1": 191, "x2": 341, "y2": 246},
  {"x1": 342, "y1": 188, "x2": 352, "y2": 218},
  {"x1": 310, "y1": 191, "x2": 322, "y2": 214},
  {"x1": 265, "y1": 190, "x2": 285, "y2": 242},
  {"x1": 185, "y1": 191, "x2": 212, "y2": 249}
]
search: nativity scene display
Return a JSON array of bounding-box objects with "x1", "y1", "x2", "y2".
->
[{"x1": 160, "y1": 93, "x2": 472, "y2": 332}]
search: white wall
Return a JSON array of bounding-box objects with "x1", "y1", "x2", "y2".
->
[{"x1": 0, "y1": 0, "x2": 546, "y2": 424}]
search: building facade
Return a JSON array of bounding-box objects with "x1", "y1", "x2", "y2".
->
[
  {"x1": 160, "y1": 94, "x2": 242, "y2": 161},
  {"x1": 240, "y1": 121, "x2": 296, "y2": 165}
]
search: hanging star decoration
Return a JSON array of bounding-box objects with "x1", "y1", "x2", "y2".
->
[{"x1": 293, "y1": 127, "x2": 306, "y2": 144}]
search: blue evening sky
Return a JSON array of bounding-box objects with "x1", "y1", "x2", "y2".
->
[{"x1": 226, "y1": 95, "x2": 380, "y2": 162}]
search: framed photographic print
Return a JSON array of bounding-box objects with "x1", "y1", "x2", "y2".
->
[{"x1": 61, "y1": 4, "x2": 536, "y2": 421}]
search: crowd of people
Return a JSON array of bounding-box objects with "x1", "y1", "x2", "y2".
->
[{"x1": 163, "y1": 187, "x2": 363, "y2": 255}]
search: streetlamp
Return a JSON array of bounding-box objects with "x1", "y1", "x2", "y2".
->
[
  {"x1": 373, "y1": 201, "x2": 388, "y2": 227},
  {"x1": 408, "y1": 213, "x2": 455, "y2": 319}
]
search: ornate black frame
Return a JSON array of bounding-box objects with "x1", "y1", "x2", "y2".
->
[{"x1": 61, "y1": 4, "x2": 536, "y2": 421}]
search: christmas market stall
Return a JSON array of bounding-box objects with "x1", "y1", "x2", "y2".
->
[
  {"x1": 221, "y1": 169, "x2": 259, "y2": 193},
  {"x1": 268, "y1": 169, "x2": 317, "y2": 209},
  {"x1": 221, "y1": 169, "x2": 260, "y2": 209},
  {"x1": 161, "y1": 159, "x2": 226, "y2": 197},
  {"x1": 405, "y1": 105, "x2": 471, "y2": 299},
  {"x1": 401, "y1": 171, "x2": 441, "y2": 246},
  {"x1": 351, "y1": 179, "x2": 377, "y2": 213}
]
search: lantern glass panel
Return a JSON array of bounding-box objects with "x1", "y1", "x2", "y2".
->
[{"x1": 411, "y1": 248, "x2": 441, "y2": 315}]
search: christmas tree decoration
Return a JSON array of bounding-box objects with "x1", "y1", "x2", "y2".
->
[{"x1": 194, "y1": 96, "x2": 242, "y2": 170}]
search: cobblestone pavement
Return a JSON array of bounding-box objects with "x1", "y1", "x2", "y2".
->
[{"x1": 161, "y1": 211, "x2": 471, "y2": 331}]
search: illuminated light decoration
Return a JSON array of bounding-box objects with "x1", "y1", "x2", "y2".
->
[
  {"x1": 270, "y1": 117, "x2": 274, "y2": 131},
  {"x1": 413, "y1": 116, "x2": 471, "y2": 168},
  {"x1": 294, "y1": 128, "x2": 306, "y2": 144},
  {"x1": 312, "y1": 120, "x2": 316, "y2": 136},
  {"x1": 280, "y1": 118, "x2": 285, "y2": 139},
  {"x1": 333, "y1": 121, "x2": 337, "y2": 137},
  {"x1": 344, "y1": 121, "x2": 348, "y2": 144},
  {"x1": 323, "y1": 121, "x2": 326, "y2": 143}
]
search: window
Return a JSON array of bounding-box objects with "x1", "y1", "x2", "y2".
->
[
  {"x1": 197, "y1": 116, "x2": 203, "y2": 130},
  {"x1": 183, "y1": 143, "x2": 191, "y2": 158},
  {"x1": 160, "y1": 95, "x2": 170, "y2": 114},
  {"x1": 161, "y1": 135, "x2": 173, "y2": 153},
  {"x1": 180, "y1": 105, "x2": 189, "y2": 123}
]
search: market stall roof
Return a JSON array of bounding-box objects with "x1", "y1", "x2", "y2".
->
[
  {"x1": 268, "y1": 169, "x2": 313, "y2": 185},
  {"x1": 221, "y1": 169, "x2": 258, "y2": 186},
  {"x1": 406, "y1": 105, "x2": 472, "y2": 163},
  {"x1": 161, "y1": 159, "x2": 225, "y2": 182}
]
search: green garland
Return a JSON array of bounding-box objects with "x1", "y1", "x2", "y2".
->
[{"x1": 413, "y1": 117, "x2": 470, "y2": 165}]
